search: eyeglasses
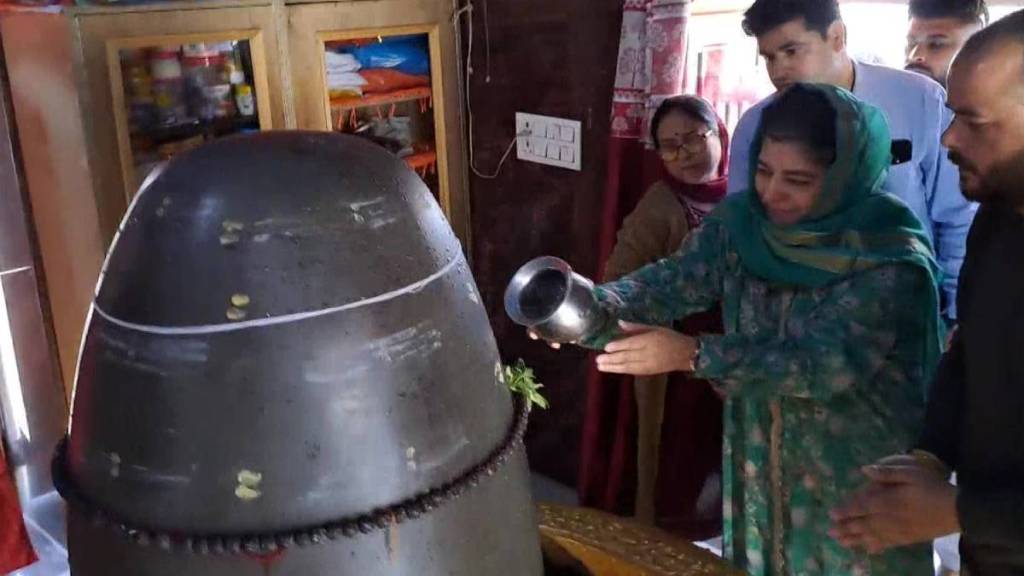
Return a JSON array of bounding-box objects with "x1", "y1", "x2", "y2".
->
[{"x1": 658, "y1": 128, "x2": 714, "y2": 161}]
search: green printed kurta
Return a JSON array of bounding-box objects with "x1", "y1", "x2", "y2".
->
[{"x1": 588, "y1": 220, "x2": 935, "y2": 575}]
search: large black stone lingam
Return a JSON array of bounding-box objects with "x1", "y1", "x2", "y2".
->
[{"x1": 56, "y1": 132, "x2": 543, "y2": 575}]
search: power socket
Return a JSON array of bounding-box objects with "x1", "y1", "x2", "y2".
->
[{"x1": 515, "y1": 113, "x2": 582, "y2": 171}]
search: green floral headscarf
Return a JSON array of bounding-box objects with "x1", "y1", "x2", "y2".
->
[{"x1": 708, "y1": 83, "x2": 943, "y2": 380}]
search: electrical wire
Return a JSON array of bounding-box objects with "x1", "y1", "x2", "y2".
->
[
  {"x1": 454, "y1": 0, "x2": 522, "y2": 180},
  {"x1": 481, "y1": 0, "x2": 492, "y2": 83}
]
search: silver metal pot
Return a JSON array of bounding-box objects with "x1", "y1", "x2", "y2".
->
[{"x1": 504, "y1": 256, "x2": 608, "y2": 344}]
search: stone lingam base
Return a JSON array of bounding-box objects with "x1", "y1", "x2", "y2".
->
[{"x1": 538, "y1": 504, "x2": 741, "y2": 576}]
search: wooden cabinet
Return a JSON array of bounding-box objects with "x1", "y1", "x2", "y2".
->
[
  {"x1": 0, "y1": 0, "x2": 468, "y2": 395},
  {"x1": 82, "y1": 7, "x2": 286, "y2": 239}
]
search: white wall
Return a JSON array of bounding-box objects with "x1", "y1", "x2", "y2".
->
[{"x1": 843, "y1": 2, "x2": 1021, "y2": 67}]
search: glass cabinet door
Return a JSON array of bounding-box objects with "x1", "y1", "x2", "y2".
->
[
  {"x1": 286, "y1": 1, "x2": 468, "y2": 245},
  {"x1": 107, "y1": 32, "x2": 273, "y2": 198},
  {"x1": 319, "y1": 28, "x2": 445, "y2": 204}
]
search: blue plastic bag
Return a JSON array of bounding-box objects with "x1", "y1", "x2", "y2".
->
[{"x1": 351, "y1": 37, "x2": 430, "y2": 76}]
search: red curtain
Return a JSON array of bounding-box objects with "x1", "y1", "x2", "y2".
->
[
  {"x1": 578, "y1": 0, "x2": 723, "y2": 540},
  {"x1": 0, "y1": 443, "x2": 36, "y2": 573}
]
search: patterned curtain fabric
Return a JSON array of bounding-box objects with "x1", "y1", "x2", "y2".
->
[{"x1": 609, "y1": 0, "x2": 691, "y2": 144}]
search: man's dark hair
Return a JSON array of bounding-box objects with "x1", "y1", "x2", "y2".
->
[
  {"x1": 650, "y1": 95, "x2": 719, "y2": 149},
  {"x1": 760, "y1": 84, "x2": 838, "y2": 166},
  {"x1": 742, "y1": 0, "x2": 841, "y2": 38},
  {"x1": 909, "y1": 0, "x2": 989, "y2": 25},
  {"x1": 957, "y1": 9, "x2": 1024, "y2": 80}
]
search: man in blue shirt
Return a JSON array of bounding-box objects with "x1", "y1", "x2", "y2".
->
[{"x1": 727, "y1": 0, "x2": 977, "y2": 321}]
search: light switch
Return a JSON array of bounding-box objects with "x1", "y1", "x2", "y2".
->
[
  {"x1": 560, "y1": 145, "x2": 574, "y2": 163},
  {"x1": 515, "y1": 112, "x2": 582, "y2": 171}
]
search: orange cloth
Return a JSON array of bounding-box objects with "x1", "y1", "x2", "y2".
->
[
  {"x1": 358, "y1": 69, "x2": 430, "y2": 94},
  {"x1": 0, "y1": 442, "x2": 36, "y2": 573}
]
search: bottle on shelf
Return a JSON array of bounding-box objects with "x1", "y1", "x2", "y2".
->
[
  {"x1": 182, "y1": 43, "x2": 235, "y2": 121},
  {"x1": 149, "y1": 47, "x2": 188, "y2": 127},
  {"x1": 122, "y1": 49, "x2": 155, "y2": 132},
  {"x1": 234, "y1": 84, "x2": 255, "y2": 117},
  {"x1": 225, "y1": 45, "x2": 255, "y2": 118}
]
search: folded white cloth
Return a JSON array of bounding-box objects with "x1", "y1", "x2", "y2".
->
[
  {"x1": 326, "y1": 71, "x2": 367, "y2": 90},
  {"x1": 325, "y1": 52, "x2": 361, "y2": 73}
]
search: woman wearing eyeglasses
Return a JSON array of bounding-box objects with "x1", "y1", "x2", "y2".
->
[
  {"x1": 597, "y1": 95, "x2": 729, "y2": 539},
  {"x1": 606, "y1": 96, "x2": 730, "y2": 282}
]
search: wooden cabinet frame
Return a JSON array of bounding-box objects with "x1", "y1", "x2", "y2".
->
[
  {"x1": 73, "y1": 4, "x2": 287, "y2": 240},
  {"x1": 0, "y1": 0, "x2": 470, "y2": 397},
  {"x1": 105, "y1": 29, "x2": 276, "y2": 203},
  {"x1": 287, "y1": 0, "x2": 469, "y2": 246},
  {"x1": 315, "y1": 24, "x2": 452, "y2": 225}
]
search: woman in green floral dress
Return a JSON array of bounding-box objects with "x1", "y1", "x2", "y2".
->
[{"x1": 545, "y1": 84, "x2": 944, "y2": 574}]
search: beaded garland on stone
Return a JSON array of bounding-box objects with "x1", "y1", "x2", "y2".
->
[{"x1": 53, "y1": 396, "x2": 531, "y2": 556}]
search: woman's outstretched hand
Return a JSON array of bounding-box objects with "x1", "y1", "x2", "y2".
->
[{"x1": 595, "y1": 321, "x2": 698, "y2": 375}]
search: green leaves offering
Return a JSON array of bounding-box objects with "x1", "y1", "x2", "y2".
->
[{"x1": 503, "y1": 359, "x2": 549, "y2": 410}]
